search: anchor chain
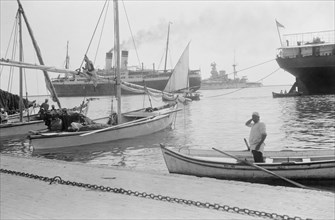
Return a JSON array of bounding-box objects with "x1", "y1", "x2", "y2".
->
[{"x1": 1, "y1": 168, "x2": 311, "y2": 220}]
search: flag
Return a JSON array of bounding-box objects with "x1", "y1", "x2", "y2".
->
[{"x1": 276, "y1": 20, "x2": 285, "y2": 28}]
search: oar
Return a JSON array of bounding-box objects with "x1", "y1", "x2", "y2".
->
[
  {"x1": 243, "y1": 138, "x2": 250, "y2": 151},
  {"x1": 212, "y1": 147, "x2": 313, "y2": 190}
]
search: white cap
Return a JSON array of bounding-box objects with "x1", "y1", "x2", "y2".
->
[{"x1": 252, "y1": 112, "x2": 259, "y2": 117}]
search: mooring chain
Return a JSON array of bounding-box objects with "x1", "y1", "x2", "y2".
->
[{"x1": 0, "y1": 168, "x2": 311, "y2": 220}]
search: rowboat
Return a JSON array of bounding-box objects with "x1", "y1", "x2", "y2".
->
[
  {"x1": 272, "y1": 91, "x2": 303, "y2": 98},
  {"x1": 160, "y1": 144, "x2": 335, "y2": 181}
]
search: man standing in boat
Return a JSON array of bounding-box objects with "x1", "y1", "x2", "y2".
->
[{"x1": 245, "y1": 112, "x2": 267, "y2": 163}]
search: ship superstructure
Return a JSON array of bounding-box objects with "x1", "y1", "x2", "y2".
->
[
  {"x1": 200, "y1": 62, "x2": 262, "y2": 90},
  {"x1": 276, "y1": 30, "x2": 335, "y2": 95}
]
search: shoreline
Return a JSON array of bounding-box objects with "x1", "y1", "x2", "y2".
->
[{"x1": 1, "y1": 154, "x2": 334, "y2": 219}]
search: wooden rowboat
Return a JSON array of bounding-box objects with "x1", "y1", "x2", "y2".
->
[
  {"x1": 160, "y1": 144, "x2": 335, "y2": 181},
  {"x1": 272, "y1": 92, "x2": 303, "y2": 98}
]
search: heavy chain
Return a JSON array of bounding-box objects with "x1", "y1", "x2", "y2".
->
[{"x1": 0, "y1": 168, "x2": 311, "y2": 220}]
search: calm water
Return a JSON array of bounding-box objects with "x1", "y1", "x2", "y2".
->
[{"x1": 1, "y1": 85, "x2": 335, "y2": 175}]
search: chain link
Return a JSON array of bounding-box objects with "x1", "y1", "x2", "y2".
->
[{"x1": 1, "y1": 168, "x2": 311, "y2": 220}]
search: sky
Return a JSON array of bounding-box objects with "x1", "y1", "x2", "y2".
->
[{"x1": 0, "y1": 0, "x2": 334, "y2": 95}]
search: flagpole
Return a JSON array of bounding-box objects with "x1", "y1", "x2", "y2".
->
[{"x1": 276, "y1": 19, "x2": 283, "y2": 47}]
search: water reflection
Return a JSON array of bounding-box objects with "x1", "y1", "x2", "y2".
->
[
  {"x1": 278, "y1": 95, "x2": 335, "y2": 149},
  {"x1": 1, "y1": 87, "x2": 334, "y2": 191}
]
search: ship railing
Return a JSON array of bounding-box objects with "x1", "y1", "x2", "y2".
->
[{"x1": 281, "y1": 30, "x2": 334, "y2": 47}]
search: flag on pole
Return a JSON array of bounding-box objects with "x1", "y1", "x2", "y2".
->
[{"x1": 276, "y1": 20, "x2": 285, "y2": 28}]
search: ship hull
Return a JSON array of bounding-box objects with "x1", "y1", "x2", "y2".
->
[
  {"x1": 276, "y1": 55, "x2": 335, "y2": 95},
  {"x1": 53, "y1": 76, "x2": 201, "y2": 97}
]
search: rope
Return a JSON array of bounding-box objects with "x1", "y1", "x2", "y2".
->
[
  {"x1": 226, "y1": 58, "x2": 276, "y2": 77},
  {"x1": 8, "y1": 15, "x2": 19, "y2": 93},
  {"x1": 206, "y1": 67, "x2": 281, "y2": 98},
  {"x1": 121, "y1": 0, "x2": 141, "y2": 67},
  {"x1": 0, "y1": 11, "x2": 19, "y2": 78},
  {"x1": 79, "y1": 0, "x2": 109, "y2": 70},
  {"x1": 94, "y1": 0, "x2": 110, "y2": 63},
  {"x1": 232, "y1": 58, "x2": 275, "y2": 76}
]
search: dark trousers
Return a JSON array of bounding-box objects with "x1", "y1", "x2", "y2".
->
[{"x1": 252, "y1": 150, "x2": 264, "y2": 163}]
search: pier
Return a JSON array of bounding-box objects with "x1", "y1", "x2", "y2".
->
[{"x1": 1, "y1": 154, "x2": 334, "y2": 219}]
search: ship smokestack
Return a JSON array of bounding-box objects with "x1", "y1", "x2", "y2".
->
[
  {"x1": 105, "y1": 51, "x2": 113, "y2": 71},
  {"x1": 121, "y1": 50, "x2": 128, "y2": 70}
]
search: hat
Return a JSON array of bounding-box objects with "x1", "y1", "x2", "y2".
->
[{"x1": 252, "y1": 112, "x2": 260, "y2": 117}]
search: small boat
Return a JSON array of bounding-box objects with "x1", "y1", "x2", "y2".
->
[
  {"x1": 272, "y1": 91, "x2": 303, "y2": 98},
  {"x1": 28, "y1": 1, "x2": 181, "y2": 151},
  {"x1": 162, "y1": 28, "x2": 200, "y2": 102},
  {"x1": 184, "y1": 92, "x2": 200, "y2": 101},
  {"x1": 0, "y1": 2, "x2": 92, "y2": 140},
  {"x1": 160, "y1": 145, "x2": 335, "y2": 182}
]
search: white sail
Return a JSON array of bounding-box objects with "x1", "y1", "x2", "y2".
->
[{"x1": 164, "y1": 42, "x2": 190, "y2": 93}]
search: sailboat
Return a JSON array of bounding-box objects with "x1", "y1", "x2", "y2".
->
[
  {"x1": 0, "y1": 2, "x2": 92, "y2": 140},
  {"x1": 162, "y1": 42, "x2": 200, "y2": 103},
  {"x1": 0, "y1": 1, "x2": 57, "y2": 139},
  {"x1": 28, "y1": 0, "x2": 180, "y2": 151}
]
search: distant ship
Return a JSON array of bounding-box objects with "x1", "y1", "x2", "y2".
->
[
  {"x1": 52, "y1": 50, "x2": 201, "y2": 97},
  {"x1": 276, "y1": 30, "x2": 335, "y2": 95},
  {"x1": 200, "y1": 62, "x2": 262, "y2": 90}
]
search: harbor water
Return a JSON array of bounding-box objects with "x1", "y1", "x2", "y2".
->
[{"x1": 1, "y1": 85, "x2": 334, "y2": 174}]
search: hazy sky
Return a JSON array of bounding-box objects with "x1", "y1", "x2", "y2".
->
[{"x1": 1, "y1": 0, "x2": 334, "y2": 95}]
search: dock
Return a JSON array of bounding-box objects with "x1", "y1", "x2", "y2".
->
[{"x1": 1, "y1": 154, "x2": 334, "y2": 219}]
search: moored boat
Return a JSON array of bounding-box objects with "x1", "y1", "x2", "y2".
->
[
  {"x1": 276, "y1": 30, "x2": 335, "y2": 95},
  {"x1": 160, "y1": 145, "x2": 335, "y2": 181},
  {"x1": 29, "y1": 0, "x2": 181, "y2": 151},
  {"x1": 272, "y1": 91, "x2": 303, "y2": 98},
  {"x1": 30, "y1": 107, "x2": 179, "y2": 151}
]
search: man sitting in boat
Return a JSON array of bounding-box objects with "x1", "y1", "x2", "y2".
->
[
  {"x1": 245, "y1": 112, "x2": 267, "y2": 163},
  {"x1": 82, "y1": 55, "x2": 98, "y2": 87},
  {"x1": 83, "y1": 55, "x2": 95, "y2": 75}
]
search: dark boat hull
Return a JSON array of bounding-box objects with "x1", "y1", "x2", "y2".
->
[
  {"x1": 276, "y1": 55, "x2": 335, "y2": 95},
  {"x1": 272, "y1": 92, "x2": 303, "y2": 98},
  {"x1": 53, "y1": 77, "x2": 201, "y2": 97}
]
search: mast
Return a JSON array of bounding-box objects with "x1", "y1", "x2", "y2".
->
[
  {"x1": 18, "y1": 7, "x2": 23, "y2": 122},
  {"x1": 16, "y1": 0, "x2": 61, "y2": 109},
  {"x1": 65, "y1": 41, "x2": 70, "y2": 69},
  {"x1": 164, "y1": 22, "x2": 171, "y2": 73},
  {"x1": 113, "y1": 0, "x2": 121, "y2": 123},
  {"x1": 232, "y1": 50, "x2": 237, "y2": 80}
]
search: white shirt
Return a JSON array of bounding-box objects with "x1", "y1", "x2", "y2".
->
[{"x1": 247, "y1": 122, "x2": 266, "y2": 152}]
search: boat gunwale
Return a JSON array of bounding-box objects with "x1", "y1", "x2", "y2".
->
[
  {"x1": 161, "y1": 146, "x2": 335, "y2": 170},
  {"x1": 0, "y1": 120, "x2": 44, "y2": 128}
]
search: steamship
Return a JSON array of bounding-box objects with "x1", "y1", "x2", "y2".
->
[
  {"x1": 52, "y1": 50, "x2": 201, "y2": 97},
  {"x1": 276, "y1": 30, "x2": 335, "y2": 95}
]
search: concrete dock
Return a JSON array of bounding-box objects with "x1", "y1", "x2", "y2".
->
[{"x1": 1, "y1": 154, "x2": 334, "y2": 219}]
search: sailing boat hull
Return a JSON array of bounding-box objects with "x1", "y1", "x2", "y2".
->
[
  {"x1": 30, "y1": 113, "x2": 176, "y2": 151},
  {"x1": 0, "y1": 120, "x2": 46, "y2": 140}
]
